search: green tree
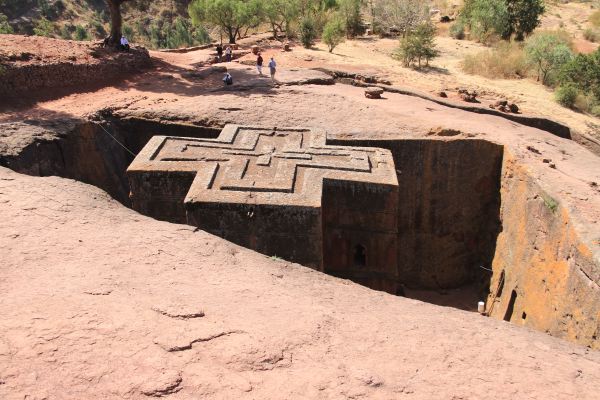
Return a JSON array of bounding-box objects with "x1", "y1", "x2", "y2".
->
[
  {"x1": 525, "y1": 31, "x2": 573, "y2": 85},
  {"x1": 461, "y1": 0, "x2": 509, "y2": 43},
  {"x1": 300, "y1": 16, "x2": 316, "y2": 48},
  {"x1": 338, "y1": 0, "x2": 362, "y2": 38},
  {"x1": 322, "y1": 16, "x2": 345, "y2": 52},
  {"x1": 189, "y1": 0, "x2": 263, "y2": 44},
  {"x1": 504, "y1": 0, "x2": 545, "y2": 41},
  {"x1": 394, "y1": 22, "x2": 439, "y2": 68},
  {"x1": 264, "y1": 0, "x2": 299, "y2": 39},
  {"x1": 106, "y1": 0, "x2": 133, "y2": 45},
  {"x1": 0, "y1": 13, "x2": 13, "y2": 34},
  {"x1": 461, "y1": 0, "x2": 544, "y2": 42}
]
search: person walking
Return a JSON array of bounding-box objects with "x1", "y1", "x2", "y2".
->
[
  {"x1": 268, "y1": 57, "x2": 277, "y2": 82},
  {"x1": 225, "y1": 45, "x2": 232, "y2": 62},
  {"x1": 216, "y1": 43, "x2": 223, "y2": 62},
  {"x1": 256, "y1": 52, "x2": 264, "y2": 76}
]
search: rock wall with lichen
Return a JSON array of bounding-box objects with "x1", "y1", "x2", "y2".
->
[{"x1": 487, "y1": 151, "x2": 600, "y2": 348}]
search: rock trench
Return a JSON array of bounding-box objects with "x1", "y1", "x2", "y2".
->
[{"x1": 0, "y1": 115, "x2": 598, "y2": 348}]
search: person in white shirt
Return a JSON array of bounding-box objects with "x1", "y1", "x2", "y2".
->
[
  {"x1": 120, "y1": 35, "x2": 130, "y2": 52},
  {"x1": 223, "y1": 72, "x2": 233, "y2": 85},
  {"x1": 225, "y1": 46, "x2": 232, "y2": 62},
  {"x1": 268, "y1": 57, "x2": 276, "y2": 82}
]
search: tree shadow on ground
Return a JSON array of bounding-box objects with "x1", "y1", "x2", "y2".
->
[
  {"x1": 416, "y1": 65, "x2": 450, "y2": 75},
  {"x1": 121, "y1": 57, "x2": 278, "y2": 98}
]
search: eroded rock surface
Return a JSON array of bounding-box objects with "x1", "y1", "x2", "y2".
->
[{"x1": 1, "y1": 167, "x2": 600, "y2": 399}]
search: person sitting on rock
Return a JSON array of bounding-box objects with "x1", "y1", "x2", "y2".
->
[
  {"x1": 216, "y1": 44, "x2": 223, "y2": 62},
  {"x1": 223, "y1": 72, "x2": 233, "y2": 86},
  {"x1": 225, "y1": 45, "x2": 232, "y2": 62},
  {"x1": 119, "y1": 35, "x2": 130, "y2": 52},
  {"x1": 256, "y1": 52, "x2": 263, "y2": 76}
]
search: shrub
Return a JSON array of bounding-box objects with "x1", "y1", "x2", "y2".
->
[
  {"x1": 0, "y1": 13, "x2": 13, "y2": 34},
  {"x1": 394, "y1": 22, "x2": 439, "y2": 68},
  {"x1": 559, "y1": 50, "x2": 600, "y2": 102},
  {"x1": 194, "y1": 26, "x2": 211, "y2": 44},
  {"x1": 338, "y1": 0, "x2": 363, "y2": 38},
  {"x1": 555, "y1": 85, "x2": 578, "y2": 108},
  {"x1": 90, "y1": 20, "x2": 106, "y2": 38},
  {"x1": 591, "y1": 105, "x2": 600, "y2": 118},
  {"x1": 59, "y1": 24, "x2": 71, "y2": 39},
  {"x1": 525, "y1": 31, "x2": 573, "y2": 86},
  {"x1": 122, "y1": 24, "x2": 134, "y2": 41},
  {"x1": 462, "y1": 41, "x2": 529, "y2": 79},
  {"x1": 323, "y1": 17, "x2": 346, "y2": 52},
  {"x1": 73, "y1": 25, "x2": 88, "y2": 41},
  {"x1": 584, "y1": 28, "x2": 600, "y2": 43},
  {"x1": 449, "y1": 21, "x2": 465, "y2": 40},
  {"x1": 33, "y1": 17, "x2": 54, "y2": 37},
  {"x1": 300, "y1": 17, "x2": 316, "y2": 48},
  {"x1": 373, "y1": 0, "x2": 429, "y2": 38},
  {"x1": 574, "y1": 93, "x2": 593, "y2": 113}
]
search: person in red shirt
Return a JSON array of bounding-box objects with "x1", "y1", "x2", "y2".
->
[{"x1": 256, "y1": 52, "x2": 264, "y2": 76}]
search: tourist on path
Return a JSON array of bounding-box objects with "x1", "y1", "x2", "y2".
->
[
  {"x1": 216, "y1": 43, "x2": 223, "y2": 62},
  {"x1": 256, "y1": 52, "x2": 263, "y2": 76},
  {"x1": 268, "y1": 57, "x2": 276, "y2": 82},
  {"x1": 120, "y1": 35, "x2": 130, "y2": 52},
  {"x1": 223, "y1": 71, "x2": 233, "y2": 85},
  {"x1": 225, "y1": 45, "x2": 232, "y2": 62}
]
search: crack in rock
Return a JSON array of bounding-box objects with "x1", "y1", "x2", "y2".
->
[
  {"x1": 83, "y1": 289, "x2": 112, "y2": 295},
  {"x1": 157, "y1": 330, "x2": 244, "y2": 352},
  {"x1": 151, "y1": 306, "x2": 205, "y2": 320}
]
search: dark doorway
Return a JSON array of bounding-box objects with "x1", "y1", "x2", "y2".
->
[
  {"x1": 353, "y1": 244, "x2": 366, "y2": 267},
  {"x1": 504, "y1": 290, "x2": 518, "y2": 322}
]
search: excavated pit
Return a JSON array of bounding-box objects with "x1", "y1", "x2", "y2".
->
[{"x1": 1, "y1": 117, "x2": 598, "y2": 348}]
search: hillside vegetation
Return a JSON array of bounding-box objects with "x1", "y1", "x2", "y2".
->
[{"x1": 0, "y1": 0, "x2": 210, "y2": 49}]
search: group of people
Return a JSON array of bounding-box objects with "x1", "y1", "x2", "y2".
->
[
  {"x1": 255, "y1": 52, "x2": 277, "y2": 81},
  {"x1": 220, "y1": 44, "x2": 277, "y2": 86},
  {"x1": 215, "y1": 44, "x2": 232, "y2": 62}
]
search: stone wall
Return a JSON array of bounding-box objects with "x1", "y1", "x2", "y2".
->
[
  {"x1": 0, "y1": 48, "x2": 151, "y2": 101},
  {"x1": 322, "y1": 179, "x2": 399, "y2": 293},
  {"x1": 328, "y1": 138, "x2": 504, "y2": 291}
]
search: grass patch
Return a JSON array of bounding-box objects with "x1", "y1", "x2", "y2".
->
[
  {"x1": 462, "y1": 41, "x2": 529, "y2": 79},
  {"x1": 542, "y1": 193, "x2": 559, "y2": 214}
]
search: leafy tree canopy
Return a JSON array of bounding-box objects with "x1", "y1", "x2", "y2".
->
[{"x1": 189, "y1": 0, "x2": 263, "y2": 43}]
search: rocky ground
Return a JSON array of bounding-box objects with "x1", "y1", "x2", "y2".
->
[
  {"x1": 2, "y1": 167, "x2": 600, "y2": 399},
  {"x1": 1, "y1": 34, "x2": 600, "y2": 397}
]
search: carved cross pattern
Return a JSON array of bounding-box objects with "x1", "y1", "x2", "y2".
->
[{"x1": 129, "y1": 125, "x2": 396, "y2": 207}]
